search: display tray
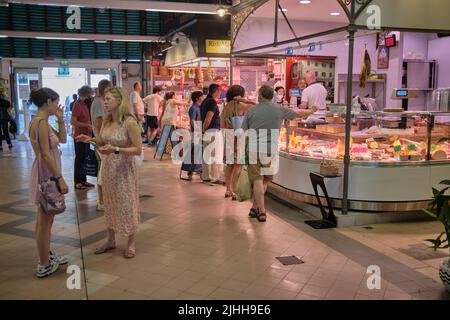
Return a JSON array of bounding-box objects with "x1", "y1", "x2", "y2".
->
[
  {"x1": 293, "y1": 127, "x2": 443, "y2": 143},
  {"x1": 278, "y1": 150, "x2": 450, "y2": 167}
]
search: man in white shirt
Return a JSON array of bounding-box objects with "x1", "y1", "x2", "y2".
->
[
  {"x1": 143, "y1": 86, "x2": 164, "y2": 146},
  {"x1": 300, "y1": 71, "x2": 328, "y2": 111},
  {"x1": 90, "y1": 79, "x2": 112, "y2": 211},
  {"x1": 130, "y1": 81, "x2": 145, "y2": 124}
]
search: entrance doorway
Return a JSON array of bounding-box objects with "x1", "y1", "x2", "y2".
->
[{"x1": 14, "y1": 68, "x2": 39, "y2": 134}]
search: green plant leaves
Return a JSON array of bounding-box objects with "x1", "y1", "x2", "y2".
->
[{"x1": 422, "y1": 182, "x2": 450, "y2": 251}]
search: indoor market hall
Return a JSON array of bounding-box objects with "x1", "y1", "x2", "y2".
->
[{"x1": 0, "y1": 0, "x2": 449, "y2": 304}]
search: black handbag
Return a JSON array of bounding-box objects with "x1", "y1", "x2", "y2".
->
[{"x1": 9, "y1": 119, "x2": 17, "y2": 135}]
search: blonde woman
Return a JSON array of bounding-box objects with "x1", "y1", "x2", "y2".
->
[{"x1": 76, "y1": 87, "x2": 142, "y2": 259}]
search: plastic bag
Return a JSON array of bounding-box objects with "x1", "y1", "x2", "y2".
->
[
  {"x1": 135, "y1": 151, "x2": 144, "y2": 167},
  {"x1": 234, "y1": 166, "x2": 252, "y2": 202},
  {"x1": 80, "y1": 144, "x2": 98, "y2": 177}
]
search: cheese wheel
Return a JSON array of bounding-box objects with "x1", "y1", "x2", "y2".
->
[{"x1": 432, "y1": 150, "x2": 447, "y2": 160}]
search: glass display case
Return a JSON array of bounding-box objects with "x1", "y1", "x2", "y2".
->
[
  {"x1": 278, "y1": 111, "x2": 450, "y2": 164},
  {"x1": 271, "y1": 111, "x2": 450, "y2": 212}
]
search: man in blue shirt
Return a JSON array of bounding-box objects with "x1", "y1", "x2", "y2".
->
[
  {"x1": 188, "y1": 91, "x2": 204, "y2": 132},
  {"x1": 185, "y1": 91, "x2": 205, "y2": 180}
]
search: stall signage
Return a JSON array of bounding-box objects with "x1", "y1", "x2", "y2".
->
[
  {"x1": 307, "y1": 41, "x2": 323, "y2": 52},
  {"x1": 205, "y1": 39, "x2": 231, "y2": 54},
  {"x1": 285, "y1": 47, "x2": 294, "y2": 56},
  {"x1": 385, "y1": 35, "x2": 397, "y2": 48}
]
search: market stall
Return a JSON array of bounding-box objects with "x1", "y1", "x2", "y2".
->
[{"x1": 230, "y1": 0, "x2": 450, "y2": 213}]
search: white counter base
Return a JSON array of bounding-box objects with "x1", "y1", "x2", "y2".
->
[{"x1": 272, "y1": 151, "x2": 450, "y2": 212}]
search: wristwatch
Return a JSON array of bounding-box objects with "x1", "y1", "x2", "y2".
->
[{"x1": 114, "y1": 146, "x2": 120, "y2": 154}]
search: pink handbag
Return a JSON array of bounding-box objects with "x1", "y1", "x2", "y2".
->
[{"x1": 34, "y1": 118, "x2": 66, "y2": 215}]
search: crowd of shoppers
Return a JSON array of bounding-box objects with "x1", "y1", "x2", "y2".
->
[{"x1": 26, "y1": 72, "x2": 322, "y2": 278}]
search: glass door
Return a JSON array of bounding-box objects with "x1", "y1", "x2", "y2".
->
[{"x1": 13, "y1": 68, "x2": 40, "y2": 134}]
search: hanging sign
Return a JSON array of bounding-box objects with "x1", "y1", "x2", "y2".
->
[
  {"x1": 285, "y1": 47, "x2": 294, "y2": 56},
  {"x1": 307, "y1": 42, "x2": 323, "y2": 52},
  {"x1": 58, "y1": 67, "x2": 70, "y2": 76},
  {"x1": 205, "y1": 39, "x2": 231, "y2": 54}
]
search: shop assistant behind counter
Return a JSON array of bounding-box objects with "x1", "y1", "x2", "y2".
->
[{"x1": 300, "y1": 71, "x2": 328, "y2": 111}]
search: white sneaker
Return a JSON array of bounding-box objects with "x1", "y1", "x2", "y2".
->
[
  {"x1": 50, "y1": 250, "x2": 68, "y2": 265},
  {"x1": 96, "y1": 203, "x2": 105, "y2": 211},
  {"x1": 36, "y1": 260, "x2": 59, "y2": 278}
]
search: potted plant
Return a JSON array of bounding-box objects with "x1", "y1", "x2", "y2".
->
[{"x1": 422, "y1": 177, "x2": 450, "y2": 292}]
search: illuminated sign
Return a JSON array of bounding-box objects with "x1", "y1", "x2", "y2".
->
[
  {"x1": 385, "y1": 35, "x2": 397, "y2": 48},
  {"x1": 205, "y1": 39, "x2": 231, "y2": 54}
]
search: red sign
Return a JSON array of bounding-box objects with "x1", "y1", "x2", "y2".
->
[
  {"x1": 151, "y1": 60, "x2": 161, "y2": 66},
  {"x1": 385, "y1": 35, "x2": 396, "y2": 48}
]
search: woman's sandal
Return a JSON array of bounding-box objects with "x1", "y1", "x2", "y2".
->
[
  {"x1": 94, "y1": 243, "x2": 116, "y2": 254},
  {"x1": 75, "y1": 183, "x2": 87, "y2": 190},
  {"x1": 249, "y1": 208, "x2": 259, "y2": 218},
  {"x1": 257, "y1": 211, "x2": 267, "y2": 222},
  {"x1": 124, "y1": 249, "x2": 136, "y2": 259},
  {"x1": 225, "y1": 191, "x2": 233, "y2": 198}
]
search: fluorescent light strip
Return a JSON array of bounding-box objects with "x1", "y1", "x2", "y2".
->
[
  {"x1": 145, "y1": 8, "x2": 215, "y2": 15},
  {"x1": 36, "y1": 36, "x2": 89, "y2": 41},
  {"x1": 113, "y1": 39, "x2": 155, "y2": 43},
  {"x1": 278, "y1": 8, "x2": 288, "y2": 12},
  {"x1": 300, "y1": 0, "x2": 311, "y2": 4},
  {"x1": 0, "y1": 35, "x2": 8, "y2": 38},
  {"x1": 330, "y1": 12, "x2": 341, "y2": 16}
]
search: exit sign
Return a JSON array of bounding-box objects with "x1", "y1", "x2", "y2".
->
[{"x1": 60, "y1": 60, "x2": 69, "y2": 66}]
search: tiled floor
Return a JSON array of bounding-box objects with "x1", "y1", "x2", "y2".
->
[{"x1": 0, "y1": 139, "x2": 449, "y2": 300}]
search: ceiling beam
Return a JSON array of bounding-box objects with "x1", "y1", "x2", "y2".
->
[
  {"x1": 0, "y1": 30, "x2": 161, "y2": 42},
  {"x1": 6, "y1": 0, "x2": 231, "y2": 15}
]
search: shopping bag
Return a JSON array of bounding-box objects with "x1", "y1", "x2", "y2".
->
[
  {"x1": 135, "y1": 151, "x2": 144, "y2": 167},
  {"x1": 234, "y1": 166, "x2": 252, "y2": 202},
  {"x1": 80, "y1": 145, "x2": 98, "y2": 177},
  {"x1": 230, "y1": 115, "x2": 244, "y2": 130}
]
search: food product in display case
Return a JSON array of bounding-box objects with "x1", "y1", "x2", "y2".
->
[{"x1": 278, "y1": 111, "x2": 450, "y2": 163}]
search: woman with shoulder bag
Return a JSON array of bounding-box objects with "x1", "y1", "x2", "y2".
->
[
  {"x1": 29, "y1": 88, "x2": 69, "y2": 278},
  {"x1": 220, "y1": 85, "x2": 255, "y2": 199}
]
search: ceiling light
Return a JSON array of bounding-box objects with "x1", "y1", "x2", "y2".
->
[
  {"x1": 330, "y1": 12, "x2": 341, "y2": 16},
  {"x1": 278, "y1": 8, "x2": 288, "y2": 12},
  {"x1": 112, "y1": 39, "x2": 155, "y2": 43},
  {"x1": 95, "y1": 40, "x2": 108, "y2": 44},
  {"x1": 216, "y1": 4, "x2": 226, "y2": 17},
  {"x1": 145, "y1": 8, "x2": 213, "y2": 15},
  {"x1": 299, "y1": 0, "x2": 311, "y2": 4},
  {"x1": 0, "y1": 35, "x2": 8, "y2": 38},
  {"x1": 36, "y1": 37, "x2": 89, "y2": 41}
]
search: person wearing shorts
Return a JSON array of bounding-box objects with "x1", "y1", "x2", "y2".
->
[
  {"x1": 241, "y1": 85, "x2": 316, "y2": 222},
  {"x1": 143, "y1": 86, "x2": 164, "y2": 146}
]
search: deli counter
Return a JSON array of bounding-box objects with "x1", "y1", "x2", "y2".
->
[{"x1": 272, "y1": 110, "x2": 450, "y2": 212}]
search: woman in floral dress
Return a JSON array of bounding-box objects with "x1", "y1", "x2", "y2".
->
[{"x1": 76, "y1": 87, "x2": 142, "y2": 258}]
